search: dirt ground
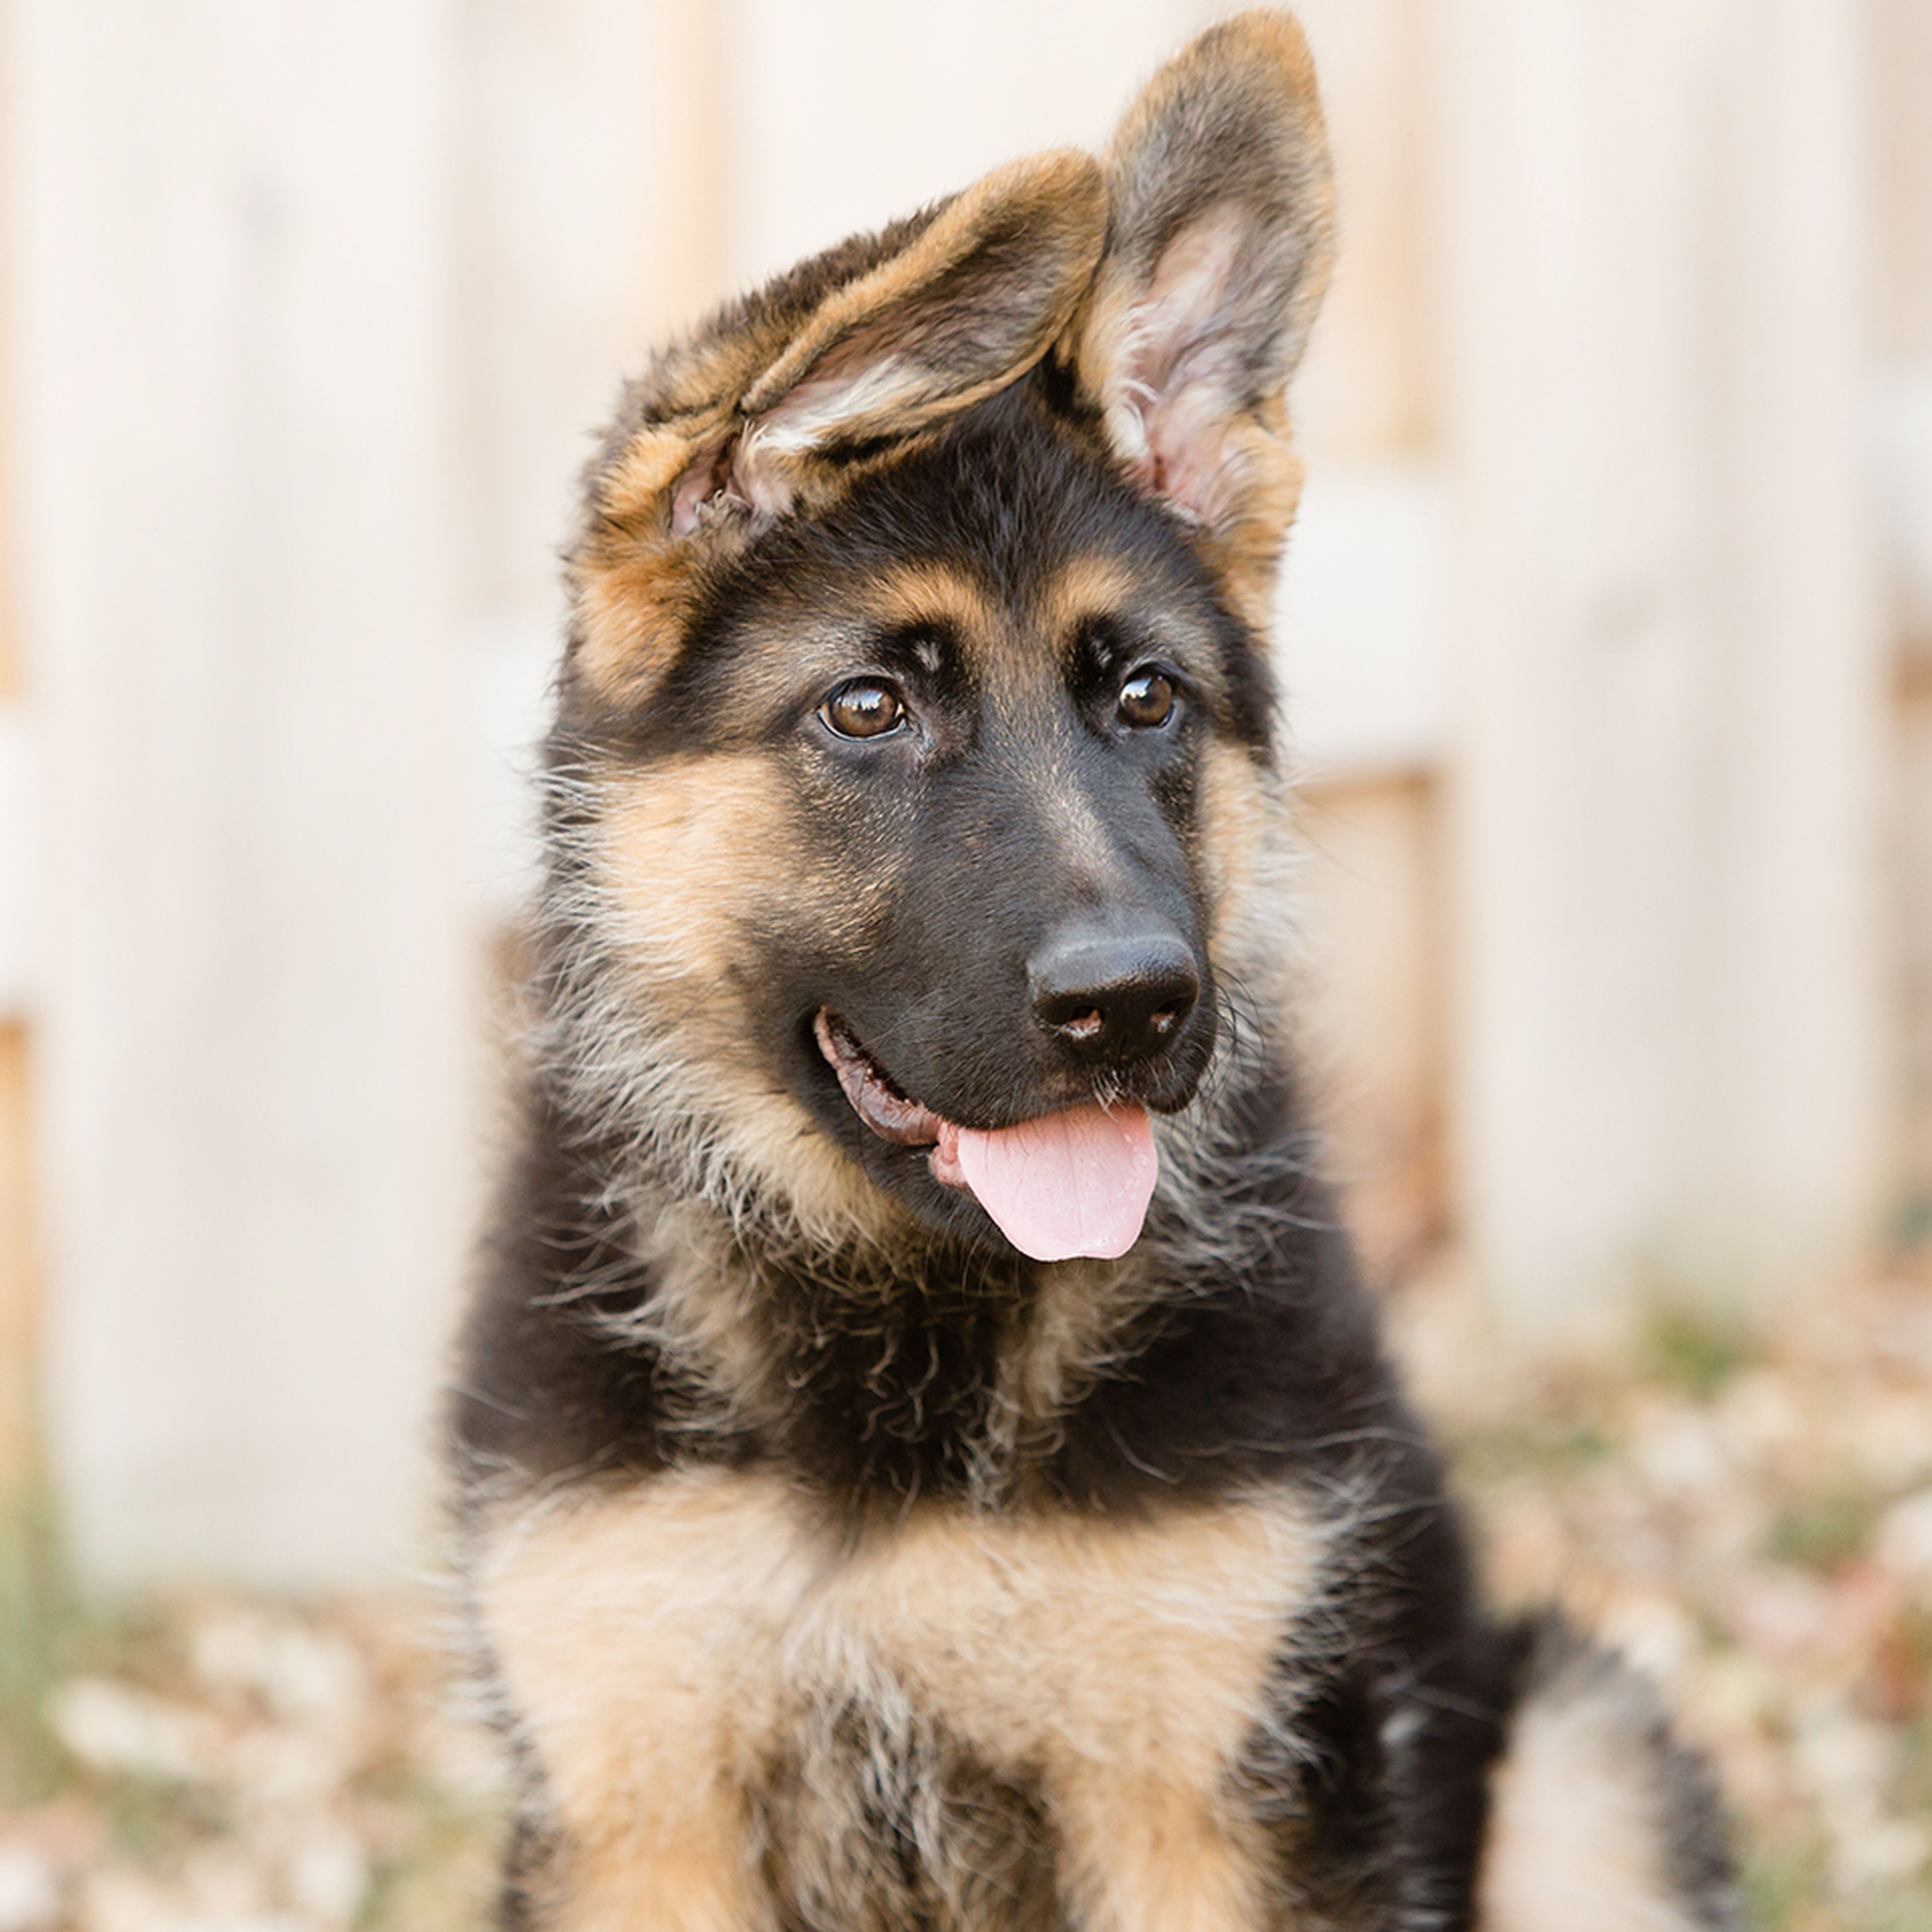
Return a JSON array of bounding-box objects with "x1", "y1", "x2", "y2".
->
[{"x1": 2, "y1": 1260, "x2": 1928, "y2": 1932}]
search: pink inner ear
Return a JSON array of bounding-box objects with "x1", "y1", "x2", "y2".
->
[
  {"x1": 1110, "y1": 209, "x2": 1251, "y2": 524},
  {"x1": 670, "y1": 437, "x2": 745, "y2": 537},
  {"x1": 668, "y1": 342, "x2": 923, "y2": 538}
]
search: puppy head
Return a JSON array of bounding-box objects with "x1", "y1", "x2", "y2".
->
[{"x1": 547, "y1": 12, "x2": 1333, "y2": 1253}]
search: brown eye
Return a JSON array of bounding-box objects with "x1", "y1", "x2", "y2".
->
[
  {"x1": 820, "y1": 678, "x2": 905, "y2": 740},
  {"x1": 1117, "y1": 667, "x2": 1176, "y2": 729}
]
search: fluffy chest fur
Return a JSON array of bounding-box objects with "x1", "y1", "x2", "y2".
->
[{"x1": 481, "y1": 1472, "x2": 1331, "y2": 1932}]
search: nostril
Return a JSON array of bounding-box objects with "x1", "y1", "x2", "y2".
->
[{"x1": 1027, "y1": 922, "x2": 1201, "y2": 1061}]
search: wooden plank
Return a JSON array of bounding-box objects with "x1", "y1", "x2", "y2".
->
[
  {"x1": 726, "y1": 0, "x2": 1202, "y2": 292},
  {"x1": 1432, "y1": 0, "x2": 1889, "y2": 1327},
  {"x1": 1869, "y1": 0, "x2": 1932, "y2": 1223},
  {"x1": 1869, "y1": 0, "x2": 1932, "y2": 361},
  {"x1": 0, "y1": 1027, "x2": 35, "y2": 1488},
  {"x1": 454, "y1": 0, "x2": 733, "y2": 928},
  {"x1": 450, "y1": 0, "x2": 729, "y2": 637},
  {"x1": 14, "y1": 0, "x2": 478, "y2": 1587},
  {"x1": 0, "y1": 0, "x2": 40, "y2": 1498},
  {"x1": 1295, "y1": 773, "x2": 1448, "y2": 1278},
  {"x1": 1287, "y1": 0, "x2": 1432, "y2": 464}
]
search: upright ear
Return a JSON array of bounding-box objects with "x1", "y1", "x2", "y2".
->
[
  {"x1": 1067, "y1": 10, "x2": 1333, "y2": 597},
  {"x1": 673, "y1": 151, "x2": 1108, "y2": 533}
]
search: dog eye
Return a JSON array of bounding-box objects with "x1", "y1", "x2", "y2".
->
[
  {"x1": 820, "y1": 679, "x2": 906, "y2": 740},
  {"x1": 1116, "y1": 667, "x2": 1177, "y2": 729}
]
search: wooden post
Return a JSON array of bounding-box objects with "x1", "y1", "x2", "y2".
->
[
  {"x1": 12, "y1": 0, "x2": 477, "y2": 1587},
  {"x1": 0, "y1": 1034, "x2": 33, "y2": 1490},
  {"x1": 1869, "y1": 0, "x2": 1932, "y2": 366},
  {"x1": 1431, "y1": 0, "x2": 1889, "y2": 1328},
  {"x1": 0, "y1": 0, "x2": 39, "y2": 1502},
  {"x1": 450, "y1": 0, "x2": 732, "y2": 927},
  {"x1": 1271, "y1": 1, "x2": 1452, "y2": 1272}
]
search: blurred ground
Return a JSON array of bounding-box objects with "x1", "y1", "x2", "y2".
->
[
  {"x1": 1, "y1": 1259, "x2": 1928, "y2": 1932},
  {"x1": 1397, "y1": 1259, "x2": 1932, "y2": 1930}
]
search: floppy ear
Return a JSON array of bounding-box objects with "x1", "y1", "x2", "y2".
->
[
  {"x1": 672, "y1": 150, "x2": 1108, "y2": 533},
  {"x1": 1068, "y1": 10, "x2": 1333, "y2": 587},
  {"x1": 570, "y1": 148, "x2": 1105, "y2": 695}
]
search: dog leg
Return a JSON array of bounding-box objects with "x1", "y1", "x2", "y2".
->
[
  {"x1": 1050, "y1": 1773, "x2": 1272, "y2": 1932},
  {"x1": 1478, "y1": 1621, "x2": 1741, "y2": 1932},
  {"x1": 539, "y1": 1800, "x2": 769, "y2": 1932},
  {"x1": 474, "y1": 1473, "x2": 818, "y2": 1932}
]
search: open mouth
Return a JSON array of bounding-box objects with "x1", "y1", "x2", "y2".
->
[
  {"x1": 813, "y1": 1009, "x2": 1159, "y2": 1262},
  {"x1": 814, "y1": 1010, "x2": 968, "y2": 1183}
]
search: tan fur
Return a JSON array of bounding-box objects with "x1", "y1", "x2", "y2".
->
[
  {"x1": 597, "y1": 753, "x2": 797, "y2": 987},
  {"x1": 1054, "y1": 1777, "x2": 1271, "y2": 1932},
  {"x1": 481, "y1": 1470, "x2": 1326, "y2": 1931},
  {"x1": 1479, "y1": 1664, "x2": 1706, "y2": 1932},
  {"x1": 592, "y1": 749, "x2": 912, "y2": 1006},
  {"x1": 1028, "y1": 553, "x2": 1235, "y2": 701},
  {"x1": 1027, "y1": 553, "x2": 1167, "y2": 650},
  {"x1": 572, "y1": 417, "x2": 744, "y2": 702},
  {"x1": 1199, "y1": 740, "x2": 1297, "y2": 1006},
  {"x1": 573, "y1": 754, "x2": 905, "y2": 1249},
  {"x1": 852, "y1": 558, "x2": 1002, "y2": 645},
  {"x1": 739, "y1": 153, "x2": 1104, "y2": 444},
  {"x1": 482, "y1": 1475, "x2": 809, "y2": 1932},
  {"x1": 1200, "y1": 425, "x2": 1309, "y2": 637}
]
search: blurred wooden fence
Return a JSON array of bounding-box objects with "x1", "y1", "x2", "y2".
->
[{"x1": 0, "y1": 0, "x2": 1927, "y2": 1584}]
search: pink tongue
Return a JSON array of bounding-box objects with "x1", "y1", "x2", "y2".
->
[{"x1": 948, "y1": 1104, "x2": 1158, "y2": 1262}]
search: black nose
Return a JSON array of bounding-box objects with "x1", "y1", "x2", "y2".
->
[{"x1": 1028, "y1": 921, "x2": 1201, "y2": 1064}]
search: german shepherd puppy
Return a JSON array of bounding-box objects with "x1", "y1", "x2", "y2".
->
[{"x1": 451, "y1": 14, "x2": 1741, "y2": 1929}]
